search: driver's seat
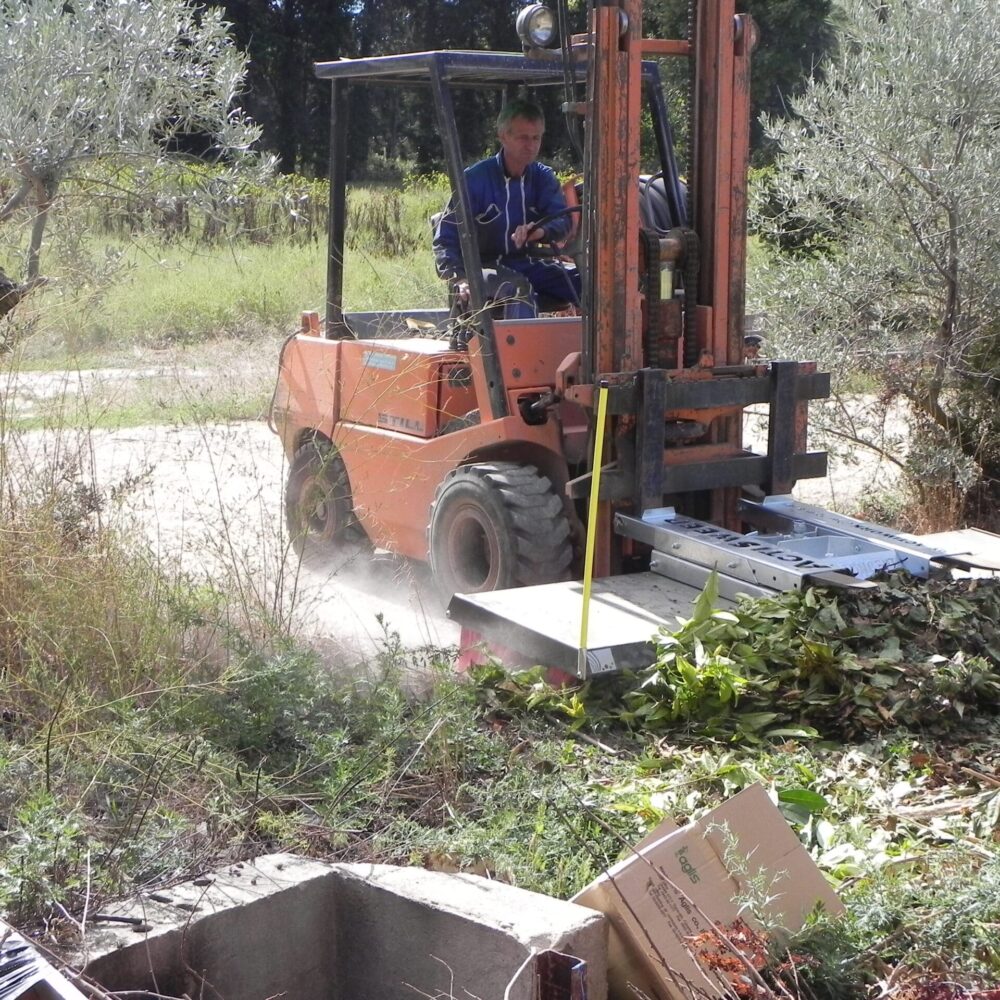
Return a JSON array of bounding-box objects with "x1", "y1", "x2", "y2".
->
[{"x1": 430, "y1": 211, "x2": 537, "y2": 320}]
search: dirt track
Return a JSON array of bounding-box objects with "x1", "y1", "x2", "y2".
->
[{"x1": 83, "y1": 416, "x2": 893, "y2": 653}]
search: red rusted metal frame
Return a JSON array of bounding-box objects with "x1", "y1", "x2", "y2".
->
[
  {"x1": 708, "y1": 13, "x2": 755, "y2": 523},
  {"x1": 588, "y1": 0, "x2": 643, "y2": 377},
  {"x1": 688, "y1": 0, "x2": 756, "y2": 527},
  {"x1": 693, "y1": 0, "x2": 737, "y2": 363},
  {"x1": 584, "y1": 0, "x2": 644, "y2": 574},
  {"x1": 728, "y1": 14, "x2": 754, "y2": 368},
  {"x1": 585, "y1": 1, "x2": 759, "y2": 542},
  {"x1": 621, "y1": 0, "x2": 644, "y2": 371}
]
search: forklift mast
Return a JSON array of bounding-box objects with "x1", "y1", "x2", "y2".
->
[
  {"x1": 585, "y1": 0, "x2": 751, "y2": 374},
  {"x1": 578, "y1": 0, "x2": 755, "y2": 571}
]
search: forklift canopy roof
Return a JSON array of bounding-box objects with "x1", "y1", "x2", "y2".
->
[{"x1": 314, "y1": 49, "x2": 662, "y2": 88}]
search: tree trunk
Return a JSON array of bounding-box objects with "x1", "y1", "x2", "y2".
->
[
  {"x1": 274, "y1": 1, "x2": 303, "y2": 174},
  {"x1": 0, "y1": 270, "x2": 25, "y2": 320},
  {"x1": 0, "y1": 177, "x2": 31, "y2": 226},
  {"x1": 26, "y1": 174, "x2": 57, "y2": 283}
]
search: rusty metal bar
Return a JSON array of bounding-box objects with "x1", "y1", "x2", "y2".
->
[
  {"x1": 728, "y1": 14, "x2": 754, "y2": 367},
  {"x1": 709, "y1": 4, "x2": 735, "y2": 364},
  {"x1": 766, "y1": 360, "x2": 799, "y2": 495},
  {"x1": 586, "y1": 0, "x2": 643, "y2": 378},
  {"x1": 636, "y1": 368, "x2": 667, "y2": 512},
  {"x1": 535, "y1": 951, "x2": 588, "y2": 1000},
  {"x1": 640, "y1": 38, "x2": 691, "y2": 56},
  {"x1": 325, "y1": 80, "x2": 351, "y2": 339}
]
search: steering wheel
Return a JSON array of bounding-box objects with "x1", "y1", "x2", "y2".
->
[
  {"x1": 513, "y1": 204, "x2": 584, "y2": 258},
  {"x1": 532, "y1": 204, "x2": 582, "y2": 242}
]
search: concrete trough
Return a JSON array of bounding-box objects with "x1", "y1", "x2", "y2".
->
[{"x1": 70, "y1": 854, "x2": 607, "y2": 1000}]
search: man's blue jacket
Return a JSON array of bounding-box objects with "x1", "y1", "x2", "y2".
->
[{"x1": 432, "y1": 150, "x2": 571, "y2": 280}]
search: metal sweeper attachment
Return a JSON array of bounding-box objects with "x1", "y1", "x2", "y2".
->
[{"x1": 450, "y1": 498, "x2": 1000, "y2": 681}]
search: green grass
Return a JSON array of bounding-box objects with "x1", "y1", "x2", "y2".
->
[
  {"x1": 10, "y1": 393, "x2": 272, "y2": 433},
  {"x1": 4, "y1": 175, "x2": 1000, "y2": 992},
  {"x1": 4, "y1": 436, "x2": 1000, "y2": 990},
  {"x1": 18, "y1": 236, "x2": 444, "y2": 365},
  {"x1": 5, "y1": 543, "x2": 1000, "y2": 992},
  {"x1": 6, "y1": 339, "x2": 281, "y2": 432},
  {"x1": 1, "y1": 233, "x2": 444, "y2": 429},
  {"x1": 107, "y1": 242, "x2": 327, "y2": 345},
  {"x1": 5, "y1": 179, "x2": 447, "y2": 369}
]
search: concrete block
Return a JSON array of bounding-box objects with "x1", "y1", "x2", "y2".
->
[
  {"x1": 331, "y1": 863, "x2": 607, "y2": 1000},
  {"x1": 79, "y1": 854, "x2": 340, "y2": 999},
  {"x1": 69, "y1": 855, "x2": 607, "y2": 1000}
]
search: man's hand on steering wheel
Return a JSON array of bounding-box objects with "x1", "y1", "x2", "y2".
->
[
  {"x1": 512, "y1": 205, "x2": 583, "y2": 255},
  {"x1": 511, "y1": 223, "x2": 545, "y2": 249}
]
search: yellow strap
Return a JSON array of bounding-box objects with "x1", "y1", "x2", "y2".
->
[{"x1": 578, "y1": 384, "x2": 609, "y2": 676}]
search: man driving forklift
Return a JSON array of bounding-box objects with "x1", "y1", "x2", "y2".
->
[{"x1": 432, "y1": 97, "x2": 581, "y2": 318}]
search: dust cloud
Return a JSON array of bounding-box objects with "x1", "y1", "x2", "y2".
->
[{"x1": 13, "y1": 420, "x2": 460, "y2": 670}]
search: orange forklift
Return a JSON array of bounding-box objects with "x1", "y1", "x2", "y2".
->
[{"x1": 271, "y1": 0, "x2": 988, "y2": 677}]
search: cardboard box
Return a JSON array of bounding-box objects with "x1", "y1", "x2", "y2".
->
[{"x1": 572, "y1": 783, "x2": 843, "y2": 1000}]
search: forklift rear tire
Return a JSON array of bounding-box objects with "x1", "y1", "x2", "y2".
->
[
  {"x1": 428, "y1": 462, "x2": 572, "y2": 598},
  {"x1": 285, "y1": 439, "x2": 357, "y2": 555}
]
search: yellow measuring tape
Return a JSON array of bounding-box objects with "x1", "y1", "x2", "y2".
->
[{"x1": 578, "y1": 384, "x2": 609, "y2": 676}]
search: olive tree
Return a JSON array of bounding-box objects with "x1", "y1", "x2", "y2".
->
[
  {"x1": 749, "y1": 0, "x2": 1000, "y2": 525},
  {"x1": 0, "y1": 0, "x2": 263, "y2": 317}
]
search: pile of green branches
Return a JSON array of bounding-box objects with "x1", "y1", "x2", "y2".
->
[{"x1": 622, "y1": 573, "x2": 1000, "y2": 741}]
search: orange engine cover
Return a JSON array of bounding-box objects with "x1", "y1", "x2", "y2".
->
[{"x1": 338, "y1": 338, "x2": 476, "y2": 438}]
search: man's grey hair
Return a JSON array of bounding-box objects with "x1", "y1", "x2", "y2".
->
[{"x1": 497, "y1": 97, "x2": 545, "y2": 132}]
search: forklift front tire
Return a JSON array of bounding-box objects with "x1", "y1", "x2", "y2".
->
[{"x1": 428, "y1": 462, "x2": 572, "y2": 598}]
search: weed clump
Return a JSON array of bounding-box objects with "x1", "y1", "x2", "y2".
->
[{"x1": 1, "y1": 480, "x2": 182, "y2": 727}]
